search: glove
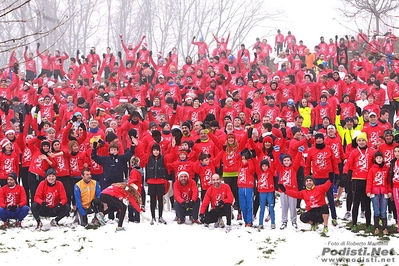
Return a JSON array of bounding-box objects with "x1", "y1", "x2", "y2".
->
[
  {"x1": 49, "y1": 87, "x2": 55, "y2": 96},
  {"x1": 79, "y1": 122, "x2": 86, "y2": 131},
  {"x1": 37, "y1": 86, "x2": 43, "y2": 95},
  {"x1": 335, "y1": 35, "x2": 338, "y2": 41},
  {"x1": 199, "y1": 214, "x2": 206, "y2": 224},
  {"x1": 37, "y1": 135, "x2": 46, "y2": 141},
  {"x1": 25, "y1": 46, "x2": 28, "y2": 51},
  {"x1": 85, "y1": 58, "x2": 89, "y2": 63},
  {"x1": 53, "y1": 103, "x2": 59, "y2": 115},
  {"x1": 216, "y1": 200, "x2": 225, "y2": 210},
  {"x1": 192, "y1": 36, "x2": 196, "y2": 41},
  {"x1": 76, "y1": 49, "x2": 80, "y2": 55},
  {"x1": 247, "y1": 127, "x2": 253, "y2": 138},
  {"x1": 298, "y1": 146, "x2": 305, "y2": 152},
  {"x1": 3, "y1": 103, "x2": 9, "y2": 115},
  {"x1": 149, "y1": 51, "x2": 152, "y2": 56},
  {"x1": 103, "y1": 53, "x2": 106, "y2": 59},
  {"x1": 169, "y1": 51, "x2": 172, "y2": 57},
  {"x1": 98, "y1": 139, "x2": 105, "y2": 145},
  {"x1": 56, "y1": 203, "x2": 63, "y2": 211},
  {"x1": 278, "y1": 184, "x2": 286, "y2": 193},
  {"x1": 92, "y1": 142, "x2": 98, "y2": 149},
  {"x1": 71, "y1": 115, "x2": 78, "y2": 122},
  {"x1": 356, "y1": 106, "x2": 362, "y2": 116},
  {"x1": 145, "y1": 98, "x2": 152, "y2": 108},
  {"x1": 273, "y1": 145, "x2": 280, "y2": 152},
  {"x1": 188, "y1": 200, "x2": 194, "y2": 208},
  {"x1": 37, "y1": 43, "x2": 40, "y2": 49},
  {"x1": 345, "y1": 35, "x2": 349, "y2": 40},
  {"x1": 173, "y1": 100, "x2": 178, "y2": 111},
  {"x1": 96, "y1": 108, "x2": 100, "y2": 117},
  {"x1": 7, "y1": 205, "x2": 17, "y2": 212},
  {"x1": 254, "y1": 52, "x2": 257, "y2": 58},
  {"x1": 117, "y1": 51, "x2": 122, "y2": 58},
  {"x1": 329, "y1": 172, "x2": 335, "y2": 183},
  {"x1": 336, "y1": 105, "x2": 341, "y2": 115},
  {"x1": 136, "y1": 52, "x2": 140, "y2": 59},
  {"x1": 195, "y1": 139, "x2": 201, "y2": 144},
  {"x1": 224, "y1": 64, "x2": 229, "y2": 72},
  {"x1": 128, "y1": 77, "x2": 133, "y2": 84},
  {"x1": 41, "y1": 202, "x2": 49, "y2": 210},
  {"x1": 81, "y1": 55, "x2": 85, "y2": 60},
  {"x1": 281, "y1": 127, "x2": 287, "y2": 138}
]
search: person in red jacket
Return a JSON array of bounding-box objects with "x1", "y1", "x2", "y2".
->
[
  {"x1": 343, "y1": 132, "x2": 375, "y2": 232},
  {"x1": 237, "y1": 150, "x2": 256, "y2": 227},
  {"x1": 0, "y1": 172, "x2": 29, "y2": 228},
  {"x1": 367, "y1": 151, "x2": 391, "y2": 235},
  {"x1": 100, "y1": 182, "x2": 141, "y2": 231},
  {"x1": 0, "y1": 138, "x2": 20, "y2": 187},
  {"x1": 199, "y1": 174, "x2": 234, "y2": 232},
  {"x1": 173, "y1": 171, "x2": 201, "y2": 224},
  {"x1": 127, "y1": 157, "x2": 144, "y2": 223},
  {"x1": 279, "y1": 175, "x2": 334, "y2": 232},
  {"x1": 31, "y1": 168, "x2": 71, "y2": 229},
  {"x1": 305, "y1": 133, "x2": 339, "y2": 226}
]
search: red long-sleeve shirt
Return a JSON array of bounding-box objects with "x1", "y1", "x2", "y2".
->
[
  {"x1": 173, "y1": 179, "x2": 199, "y2": 204},
  {"x1": 34, "y1": 180, "x2": 68, "y2": 208},
  {"x1": 0, "y1": 184, "x2": 27, "y2": 208},
  {"x1": 366, "y1": 164, "x2": 390, "y2": 195},
  {"x1": 285, "y1": 180, "x2": 332, "y2": 211},
  {"x1": 305, "y1": 145, "x2": 339, "y2": 178},
  {"x1": 199, "y1": 183, "x2": 234, "y2": 214}
]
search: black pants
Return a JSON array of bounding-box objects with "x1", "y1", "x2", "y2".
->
[
  {"x1": 128, "y1": 205, "x2": 140, "y2": 222},
  {"x1": 276, "y1": 43, "x2": 283, "y2": 55},
  {"x1": 104, "y1": 67, "x2": 111, "y2": 80},
  {"x1": 31, "y1": 202, "x2": 71, "y2": 223},
  {"x1": 339, "y1": 174, "x2": 353, "y2": 212},
  {"x1": 296, "y1": 166, "x2": 304, "y2": 208},
  {"x1": 20, "y1": 167, "x2": 30, "y2": 206},
  {"x1": 53, "y1": 69, "x2": 62, "y2": 80},
  {"x1": 58, "y1": 176, "x2": 72, "y2": 206},
  {"x1": 70, "y1": 177, "x2": 81, "y2": 206},
  {"x1": 174, "y1": 199, "x2": 200, "y2": 220},
  {"x1": 38, "y1": 69, "x2": 51, "y2": 78},
  {"x1": 76, "y1": 198, "x2": 103, "y2": 226},
  {"x1": 352, "y1": 180, "x2": 371, "y2": 226},
  {"x1": 203, "y1": 203, "x2": 232, "y2": 226},
  {"x1": 28, "y1": 172, "x2": 44, "y2": 205},
  {"x1": 224, "y1": 177, "x2": 239, "y2": 212},
  {"x1": 148, "y1": 183, "x2": 165, "y2": 219},
  {"x1": 100, "y1": 194, "x2": 127, "y2": 227},
  {"x1": 26, "y1": 70, "x2": 36, "y2": 81},
  {"x1": 300, "y1": 204, "x2": 329, "y2": 224}
]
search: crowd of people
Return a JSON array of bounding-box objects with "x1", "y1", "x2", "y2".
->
[{"x1": 0, "y1": 28, "x2": 399, "y2": 234}]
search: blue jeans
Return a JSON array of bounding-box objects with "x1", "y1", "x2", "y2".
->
[
  {"x1": 238, "y1": 187, "x2": 253, "y2": 225},
  {"x1": 371, "y1": 194, "x2": 388, "y2": 218},
  {"x1": 314, "y1": 178, "x2": 337, "y2": 219},
  {"x1": 259, "y1": 192, "x2": 275, "y2": 226},
  {"x1": 0, "y1": 206, "x2": 30, "y2": 222}
]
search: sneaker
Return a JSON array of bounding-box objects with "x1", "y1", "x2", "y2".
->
[
  {"x1": 383, "y1": 229, "x2": 388, "y2": 235},
  {"x1": 91, "y1": 217, "x2": 99, "y2": 226},
  {"x1": 177, "y1": 218, "x2": 185, "y2": 224},
  {"x1": 311, "y1": 224, "x2": 316, "y2": 231},
  {"x1": 265, "y1": 214, "x2": 270, "y2": 222},
  {"x1": 2, "y1": 221, "x2": 8, "y2": 229},
  {"x1": 140, "y1": 205, "x2": 145, "y2": 212},
  {"x1": 36, "y1": 221, "x2": 43, "y2": 230},
  {"x1": 292, "y1": 222, "x2": 298, "y2": 229},
  {"x1": 280, "y1": 222, "x2": 287, "y2": 230},
  {"x1": 245, "y1": 223, "x2": 252, "y2": 227},
  {"x1": 237, "y1": 213, "x2": 242, "y2": 220},
  {"x1": 388, "y1": 213, "x2": 393, "y2": 220},
  {"x1": 366, "y1": 226, "x2": 373, "y2": 233},
  {"x1": 192, "y1": 219, "x2": 202, "y2": 225},
  {"x1": 343, "y1": 212, "x2": 351, "y2": 221},
  {"x1": 271, "y1": 224, "x2": 276, "y2": 229},
  {"x1": 351, "y1": 225, "x2": 358, "y2": 232},
  {"x1": 173, "y1": 216, "x2": 178, "y2": 222},
  {"x1": 258, "y1": 225, "x2": 264, "y2": 230},
  {"x1": 50, "y1": 219, "x2": 59, "y2": 227},
  {"x1": 158, "y1": 217, "x2": 167, "y2": 224},
  {"x1": 332, "y1": 219, "x2": 338, "y2": 227},
  {"x1": 323, "y1": 226, "x2": 329, "y2": 233},
  {"x1": 115, "y1": 227, "x2": 126, "y2": 232},
  {"x1": 16, "y1": 221, "x2": 22, "y2": 228},
  {"x1": 360, "y1": 211, "x2": 365, "y2": 219},
  {"x1": 215, "y1": 217, "x2": 225, "y2": 228},
  {"x1": 374, "y1": 228, "x2": 380, "y2": 235},
  {"x1": 150, "y1": 218, "x2": 156, "y2": 225},
  {"x1": 225, "y1": 225, "x2": 232, "y2": 233},
  {"x1": 96, "y1": 213, "x2": 106, "y2": 226}
]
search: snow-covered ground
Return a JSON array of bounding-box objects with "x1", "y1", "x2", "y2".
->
[{"x1": 1, "y1": 193, "x2": 398, "y2": 266}]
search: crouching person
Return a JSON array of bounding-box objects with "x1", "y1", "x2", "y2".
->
[
  {"x1": 279, "y1": 175, "x2": 332, "y2": 233},
  {"x1": 127, "y1": 158, "x2": 143, "y2": 223},
  {"x1": 74, "y1": 168, "x2": 104, "y2": 227},
  {"x1": 199, "y1": 174, "x2": 234, "y2": 232},
  {"x1": 173, "y1": 171, "x2": 201, "y2": 224},
  {"x1": 31, "y1": 168, "x2": 71, "y2": 229},
  {"x1": 0, "y1": 172, "x2": 30, "y2": 228}
]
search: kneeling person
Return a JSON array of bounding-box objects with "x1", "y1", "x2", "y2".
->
[
  {"x1": 0, "y1": 173, "x2": 30, "y2": 228},
  {"x1": 173, "y1": 171, "x2": 201, "y2": 224},
  {"x1": 199, "y1": 174, "x2": 234, "y2": 231},
  {"x1": 279, "y1": 175, "x2": 332, "y2": 232},
  {"x1": 74, "y1": 168, "x2": 104, "y2": 227},
  {"x1": 31, "y1": 168, "x2": 71, "y2": 229}
]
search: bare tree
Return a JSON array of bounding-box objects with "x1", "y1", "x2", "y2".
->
[{"x1": 338, "y1": 0, "x2": 399, "y2": 35}]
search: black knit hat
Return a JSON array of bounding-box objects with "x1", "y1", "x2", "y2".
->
[
  {"x1": 260, "y1": 159, "x2": 270, "y2": 167},
  {"x1": 105, "y1": 132, "x2": 118, "y2": 143},
  {"x1": 8, "y1": 172, "x2": 18, "y2": 183},
  {"x1": 46, "y1": 168, "x2": 57, "y2": 177}
]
